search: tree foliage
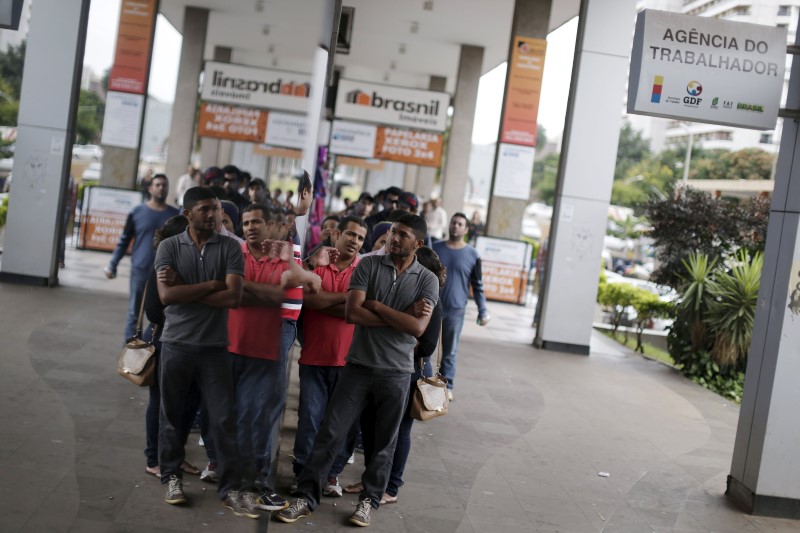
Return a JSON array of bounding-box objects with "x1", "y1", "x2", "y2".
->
[
  {"x1": 644, "y1": 187, "x2": 769, "y2": 287},
  {"x1": 615, "y1": 118, "x2": 651, "y2": 182},
  {"x1": 531, "y1": 151, "x2": 559, "y2": 205},
  {"x1": 75, "y1": 89, "x2": 105, "y2": 144},
  {"x1": 0, "y1": 41, "x2": 25, "y2": 100}
]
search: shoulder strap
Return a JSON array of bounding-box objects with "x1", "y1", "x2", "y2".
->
[{"x1": 135, "y1": 279, "x2": 148, "y2": 338}]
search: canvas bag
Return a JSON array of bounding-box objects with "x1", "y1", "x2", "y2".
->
[
  {"x1": 117, "y1": 282, "x2": 158, "y2": 387},
  {"x1": 409, "y1": 325, "x2": 449, "y2": 421}
]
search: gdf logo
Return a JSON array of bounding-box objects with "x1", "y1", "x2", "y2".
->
[{"x1": 684, "y1": 81, "x2": 702, "y2": 105}]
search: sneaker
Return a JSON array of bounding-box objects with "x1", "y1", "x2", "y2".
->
[
  {"x1": 223, "y1": 490, "x2": 260, "y2": 519},
  {"x1": 447, "y1": 389, "x2": 454, "y2": 401},
  {"x1": 347, "y1": 453, "x2": 355, "y2": 464},
  {"x1": 165, "y1": 475, "x2": 186, "y2": 505},
  {"x1": 323, "y1": 477, "x2": 342, "y2": 498},
  {"x1": 256, "y1": 488, "x2": 288, "y2": 511},
  {"x1": 200, "y1": 462, "x2": 217, "y2": 483},
  {"x1": 274, "y1": 498, "x2": 312, "y2": 523},
  {"x1": 350, "y1": 498, "x2": 372, "y2": 527}
]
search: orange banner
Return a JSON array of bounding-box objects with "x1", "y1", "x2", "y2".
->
[
  {"x1": 373, "y1": 127, "x2": 443, "y2": 167},
  {"x1": 80, "y1": 212, "x2": 128, "y2": 252},
  {"x1": 481, "y1": 262, "x2": 527, "y2": 304},
  {"x1": 252, "y1": 145, "x2": 302, "y2": 159},
  {"x1": 500, "y1": 36, "x2": 546, "y2": 147},
  {"x1": 108, "y1": 0, "x2": 157, "y2": 95},
  {"x1": 198, "y1": 103, "x2": 268, "y2": 143}
]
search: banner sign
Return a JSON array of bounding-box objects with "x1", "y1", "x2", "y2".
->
[
  {"x1": 475, "y1": 236, "x2": 532, "y2": 304},
  {"x1": 101, "y1": 92, "x2": 144, "y2": 149},
  {"x1": 373, "y1": 127, "x2": 443, "y2": 167},
  {"x1": 628, "y1": 9, "x2": 786, "y2": 130},
  {"x1": 79, "y1": 186, "x2": 143, "y2": 252},
  {"x1": 335, "y1": 79, "x2": 450, "y2": 132},
  {"x1": 501, "y1": 36, "x2": 546, "y2": 147},
  {"x1": 329, "y1": 120, "x2": 378, "y2": 158},
  {"x1": 201, "y1": 61, "x2": 312, "y2": 113},
  {"x1": 265, "y1": 111, "x2": 309, "y2": 149},
  {"x1": 198, "y1": 103, "x2": 268, "y2": 143},
  {"x1": 492, "y1": 143, "x2": 535, "y2": 200},
  {"x1": 108, "y1": 0, "x2": 157, "y2": 94}
]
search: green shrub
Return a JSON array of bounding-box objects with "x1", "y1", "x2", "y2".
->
[
  {"x1": 678, "y1": 252, "x2": 717, "y2": 351},
  {"x1": 0, "y1": 195, "x2": 7, "y2": 228},
  {"x1": 630, "y1": 293, "x2": 674, "y2": 353},
  {"x1": 597, "y1": 282, "x2": 638, "y2": 336},
  {"x1": 681, "y1": 349, "x2": 745, "y2": 402}
]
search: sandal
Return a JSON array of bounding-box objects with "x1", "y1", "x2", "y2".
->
[
  {"x1": 343, "y1": 481, "x2": 363, "y2": 494},
  {"x1": 380, "y1": 493, "x2": 398, "y2": 505},
  {"x1": 145, "y1": 465, "x2": 161, "y2": 478},
  {"x1": 180, "y1": 461, "x2": 201, "y2": 475}
]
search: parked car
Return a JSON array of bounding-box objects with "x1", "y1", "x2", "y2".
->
[
  {"x1": 603, "y1": 271, "x2": 677, "y2": 330},
  {"x1": 72, "y1": 144, "x2": 103, "y2": 161},
  {"x1": 82, "y1": 162, "x2": 102, "y2": 182}
]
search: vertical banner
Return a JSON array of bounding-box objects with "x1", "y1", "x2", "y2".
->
[
  {"x1": 107, "y1": 0, "x2": 158, "y2": 95},
  {"x1": 500, "y1": 36, "x2": 547, "y2": 147}
]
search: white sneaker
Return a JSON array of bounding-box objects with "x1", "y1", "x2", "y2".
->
[
  {"x1": 200, "y1": 462, "x2": 217, "y2": 483},
  {"x1": 322, "y1": 477, "x2": 343, "y2": 497}
]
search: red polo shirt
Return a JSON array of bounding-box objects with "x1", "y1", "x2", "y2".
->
[
  {"x1": 299, "y1": 255, "x2": 360, "y2": 367},
  {"x1": 228, "y1": 243, "x2": 289, "y2": 360}
]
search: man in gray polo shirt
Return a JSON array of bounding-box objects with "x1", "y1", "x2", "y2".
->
[
  {"x1": 276, "y1": 214, "x2": 439, "y2": 528},
  {"x1": 154, "y1": 187, "x2": 258, "y2": 519}
]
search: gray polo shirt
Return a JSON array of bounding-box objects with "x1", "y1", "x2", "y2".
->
[
  {"x1": 347, "y1": 254, "x2": 439, "y2": 373},
  {"x1": 154, "y1": 229, "x2": 244, "y2": 347}
]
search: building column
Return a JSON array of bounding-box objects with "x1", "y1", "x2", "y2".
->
[
  {"x1": 534, "y1": 0, "x2": 638, "y2": 353},
  {"x1": 727, "y1": 18, "x2": 800, "y2": 518},
  {"x1": 199, "y1": 46, "x2": 232, "y2": 170},
  {"x1": 0, "y1": 0, "x2": 91, "y2": 286},
  {"x1": 165, "y1": 7, "x2": 208, "y2": 181},
  {"x1": 440, "y1": 45, "x2": 483, "y2": 220},
  {"x1": 416, "y1": 75, "x2": 447, "y2": 200}
]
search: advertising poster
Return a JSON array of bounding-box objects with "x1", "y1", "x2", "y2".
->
[
  {"x1": 101, "y1": 92, "x2": 144, "y2": 149},
  {"x1": 628, "y1": 10, "x2": 786, "y2": 130},
  {"x1": 198, "y1": 103, "x2": 268, "y2": 143},
  {"x1": 265, "y1": 111, "x2": 308, "y2": 149},
  {"x1": 107, "y1": 0, "x2": 157, "y2": 95},
  {"x1": 501, "y1": 36, "x2": 547, "y2": 147},
  {"x1": 475, "y1": 236, "x2": 532, "y2": 304},
  {"x1": 79, "y1": 187, "x2": 143, "y2": 252},
  {"x1": 492, "y1": 143, "x2": 536, "y2": 200},
  {"x1": 329, "y1": 120, "x2": 378, "y2": 158},
  {"x1": 373, "y1": 127, "x2": 443, "y2": 167},
  {"x1": 201, "y1": 61, "x2": 311, "y2": 113}
]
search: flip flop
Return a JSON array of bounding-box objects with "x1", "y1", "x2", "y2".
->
[
  {"x1": 180, "y1": 461, "x2": 201, "y2": 475},
  {"x1": 145, "y1": 465, "x2": 161, "y2": 478},
  {"x1": 380, "y1": 494, "x2": 398, "y2": 505},
  {"x1": 343, "y1": 482, "x2": 363, "y2": 494}
]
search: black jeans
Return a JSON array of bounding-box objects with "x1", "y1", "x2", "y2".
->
[
  {"x1": 296, "y1": 363, "x2": 409, "y2": 510},
  {"x1": 159, "y1": 343, "x2": 241, "y2": 499}
]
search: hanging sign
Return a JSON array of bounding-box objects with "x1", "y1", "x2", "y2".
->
[
  {"x1": 107, "y1": 0, "x2": 157, "y2": 94},
  {"x1": 628, "y1": 9, "x2": 786, "y2": 130},
  {"x1": 201, "y1": 61, "x2": 311, "y2": 113},
  {"x1": 501, "y1": 36, "x2": 547, "y2": 147},
  {"x1": 198, "y1": 103, "x2": 268, "y2": 143}
]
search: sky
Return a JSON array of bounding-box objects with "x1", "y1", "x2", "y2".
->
[{"x1": 82, "y1": 2, "x2": 578, "y2": 143}]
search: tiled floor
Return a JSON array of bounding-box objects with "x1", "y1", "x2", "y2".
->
[{"x1": 0, "y1": 246, "x2": 797, "y2": 531}]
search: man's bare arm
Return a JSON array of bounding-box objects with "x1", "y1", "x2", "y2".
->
[
  {"x1": 345, "y1": 289, "x2": 388, "y2": 327},
  {"x1": 197, "y1": 274, "x2": 244, "y2": 308}
]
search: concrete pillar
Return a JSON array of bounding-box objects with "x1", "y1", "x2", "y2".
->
[
  {"x1": 533, "y1": 0, "x2": 638, "y2": 353},
  {"x1": 403, "y1": 164, "x2": 419, "y2": 193},
  {"x1": 165, "y1": 7, "x2": 208, "y2": 182},
  {"x1": 440, "y1": 45, "x2": 483, "y2": 220},
  {"x1": 0, "y1": 0, "x2": 91, "y2": 286},
  {"x1": 416, "y1": 75, "x2": 447, "y2": 199},
  {"x1": 485, "y1": 0, "x2": 550, "y2": 239},
  {"x1": 727, "y1": 16, "x2": 800, "y2": 518},
  {"x1": 199, "y1": 46, "x2": 232, "y2": 170}
]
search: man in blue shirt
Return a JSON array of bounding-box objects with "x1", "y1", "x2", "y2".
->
[
  {"x1": 104, "y1": 174, "x2": 179, "y2": 340},
  {"x1": 432, "y1": 212, "x2": 490, "y2": 400}
]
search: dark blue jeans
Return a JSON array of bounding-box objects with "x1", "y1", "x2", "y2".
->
[
  {"x1": 292, "y1": 364, "x2": 348, "y2": 478},
  {"x1": 440, "y1": 307, "x2": 466, "y2": 390},
  {"x1": 159, "y1": 343, "x2": 241, "y2": 500},
  {"x1": 296, "y1": 363, "x2": 410, "y2": 510},
  {"x1": 125, "y1": 266, "x2": 150, "y2": 341},
  {"x1": 258, "y1": 319, "x2": 297, "y2": 484}
]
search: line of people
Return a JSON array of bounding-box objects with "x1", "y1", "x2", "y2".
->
[{"x1": 107, "y1": 168, "x2": 491, "y2": 526}]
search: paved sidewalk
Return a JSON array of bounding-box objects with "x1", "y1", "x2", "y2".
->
[{"x1": 0, "y1": 247, "x2": 797, "y2": 532}]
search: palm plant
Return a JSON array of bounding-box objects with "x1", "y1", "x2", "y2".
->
[
  {"x1": 704, "y1": 250, "x2": 763, "y2": 369},
  {"x1": 679, "y1": 252, "x2": 717, "y2": 351}
]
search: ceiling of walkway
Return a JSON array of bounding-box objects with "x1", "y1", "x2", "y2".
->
[{"x1": 160, "y1": 0, "x2": 580, "y2": 93}]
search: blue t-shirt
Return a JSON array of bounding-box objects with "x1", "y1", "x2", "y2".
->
[
  {"x1": 109, "y1": 203, "x2": 180, "y2": 272},
  {"x1": 432, "y1": 241, "x2": 488, "y2": 315}
]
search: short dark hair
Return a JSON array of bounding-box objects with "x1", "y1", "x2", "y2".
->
[
  {"x1": 269, "y1": 206, "x2": 287, "y2": 223},
  {"x1": 323, "y1": 215, "x2": 341, "y2": 225},
  {"x1": 153, "y1": 215, "x2": 188, "y2": 250},
  {"x1": 385, "y1": 186, "x2": 403, "y2": 197},
  {"x1": 249, "y1": 178, "x2": 266, "y2": 189},
  {"x1": 183, "y1": 187, "x2": 216, "y2": 211},
  {"x1": 452, "y1": 212, "x2": 469, "y2": 224},
  {"x1": 297, "y1": 170, "x2": 312, "y2": 194},
  {"x1": 338, "y1": 215, "x2": 366, "y2": 232},
  {"x1": 150, "y1": 173, "x2": 168, "y2": 184},
  {"x1": 222, "y1": 165, "x2": 240, "y2": 180},
  {"x1": 242, "y1": 203, "x2": 271, "y2": 221},
  {"x1": 358, "y1": 192, "x2": 374, "y2": 203},
  {"x1": 416, "y1": 246, "x2": 446, "y2": 287},
  {"x1": 394, "y1": 213, "x2": 427, "y2": 241}
]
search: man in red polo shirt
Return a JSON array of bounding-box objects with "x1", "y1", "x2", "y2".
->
[
  {"x1": 291, "y1": 215, "x2": 367, "y2": 497},
  {"x1": 227, "y1": 203, "x2": 322, "y2": 514}
]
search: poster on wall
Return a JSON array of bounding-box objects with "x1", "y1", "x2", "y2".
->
[
  {"x1": 501, "y1": 36, "x2": 547, "y2": 147},
  {"x1": 492, "y1": 143, "x2": 536, "y2": 200},
  {"x1": 198, "y1": 103, "x2": 268, "y2": 143},
  {"x1": 475, "y1": 236, "x2": 532, "y2": 304},
  {"x1": 79, "y1": 187, "x2": 143, "y2": 252},
  {"x1": 373, "y1": 127, "x2": 443, "y2": 167},
  {"x1": 329, "y1": 120, "x2": 378, "y2": 158},
  {"x1": 627, "y1": 9, "x2": 786, "y2": 130},
  {"x1": 101, "y1": 92, "x2": 144, "y2": 149},
  {"x1": 107, "y1": 0, "x2": 157, "y2": 94}
]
